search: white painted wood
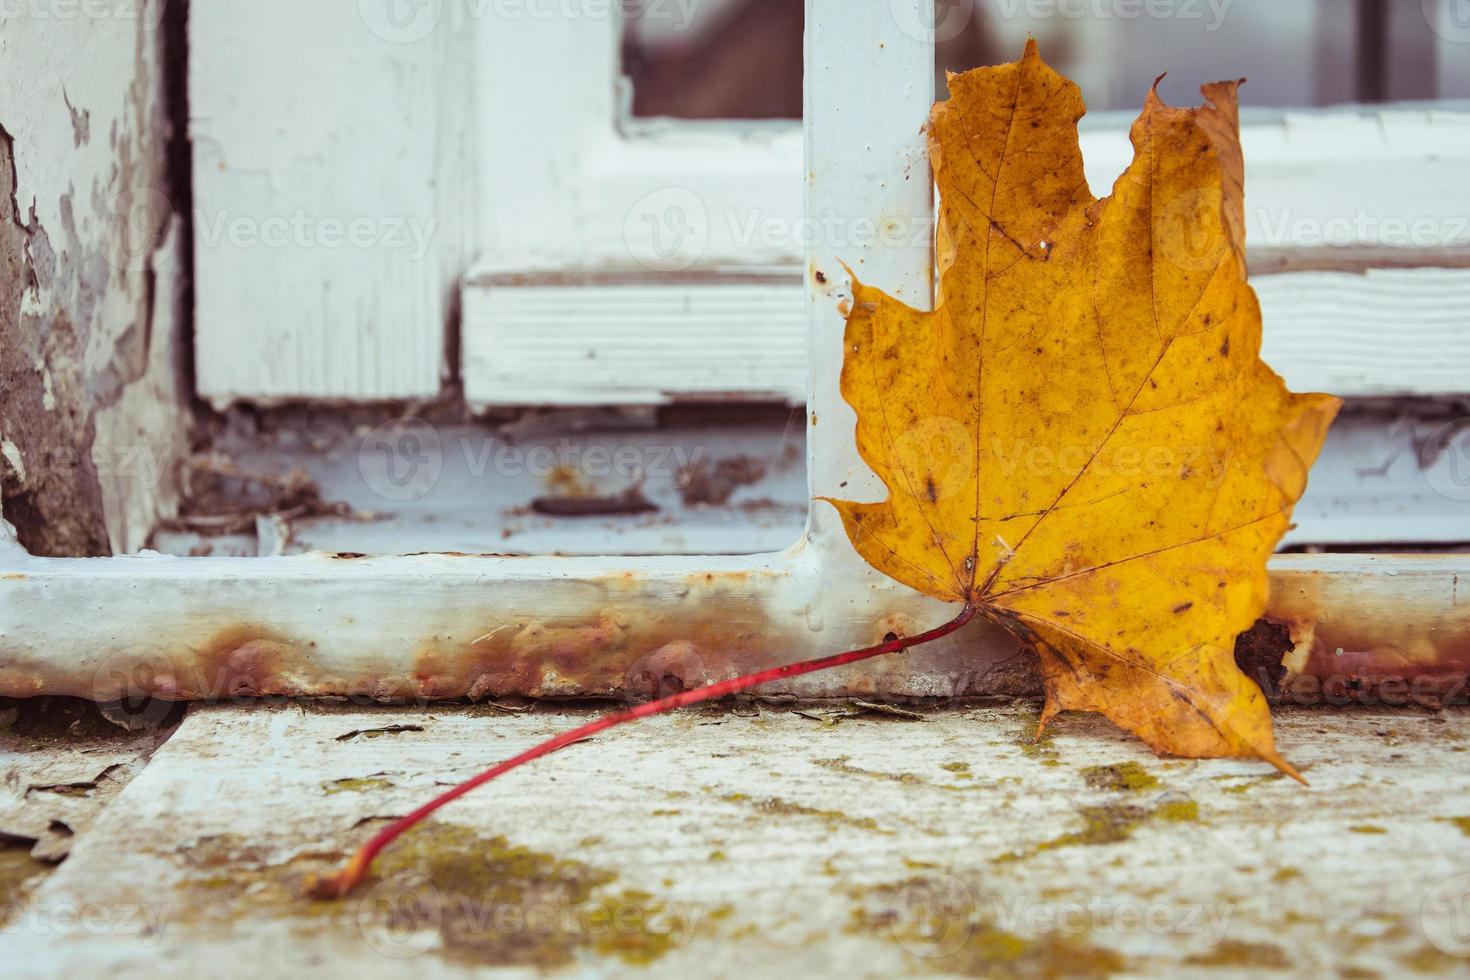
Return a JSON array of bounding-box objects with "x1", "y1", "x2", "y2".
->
[
  {"x1": 467, "y1": 264, "x2": 1470, "y2": 403},
  {"x1": 474, "y1": 10, "x2": 800, "y2": 272},
  {"x1": 1257, "y1": 267, "x2": 1470, "y2": 397},
  {"x1": 135, "y1": 410, "x2": 1470, "y2": 557},
  {"x1": 7, "y1": 703, "x2": 1470, "y2": 975},
  {"x1": 466, "y1": 93, "x2": 1470, "y2": 403},
  {"x1": 464, "y1": 0, "x2": 799, "y2": 405},
  {"x1": 149, "y1": 421, "x2": 810, "y2": 558},
  {"x1": 1426, "y1": 0, "x2": 1470, "y2": 96},
  {"x1": 188, "y1": 0, "x2": 1469, "y2": 407},
  {"x1": 472, "y1": 8, "x2": 1470, "y2": 276},
  {"x1": 94, "y1": 216, "x2": 190, "y2": 554},
  {"x1": 1285, "y1": 412, "x2": 1470, "y2": 547},
  {"x1": 1077, "y1": 105, "x2": 1470, "y2": 254},
  {"x1": 535, "y1": 29, "x2": 1469, "y2": 265},
  {"x1": 463, "y1": 275, "x2": 806, "y2": 406},
  {"x1": 802, "y1": 0, "x2": 936, "y2": 556},
  {"x1": 190, "y1": 3, "x2": 473, "y2": 405}
]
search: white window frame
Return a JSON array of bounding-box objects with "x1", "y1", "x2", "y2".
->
[
  {"x1": 463, "y1": 3, "x2": 1470, "y2": 407},
  {"x1": 5, "y1": 1, "x2": 1466, "y2": 703},
  {"x1": 462, "y1": 2, "x2": 806, "y2": 407},
  {"x1": 188, "y1": 2, "x2": 1470, "y2": 411}
]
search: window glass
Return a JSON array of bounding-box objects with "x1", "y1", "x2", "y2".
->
[{"x1": 622, "y1": 0, "x2": 1467, "y2": 120}]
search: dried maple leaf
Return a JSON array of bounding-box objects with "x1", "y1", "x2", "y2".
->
[{"x1": 825, "y1": 41, "x2": 1340, "y2": 776}]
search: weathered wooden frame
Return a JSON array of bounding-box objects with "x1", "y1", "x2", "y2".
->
[
  {"x1": 464, "y1": 20, "x2": 1470, "y2": 407},
  {"x1": 4, "y1": 1, "x2": 1467, "y2": 706}
]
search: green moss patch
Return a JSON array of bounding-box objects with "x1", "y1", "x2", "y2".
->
[
  {"x1": 1184, "y1": 939, "x2": 1292, "y2": 969},
  {"x1": 173, "y1": 823, "x2": 707, "y2": 969},
  {"x1": 1081, "y1": 762, "x2": 1159, "y2": 793},
  {"x1": 321, "y1": 777, "x2": 392, "y2": 795},
  {"x1": 1440, "y1": 816, "x2": 1470, "y2": 837},
  {"x1": 725, "y1": 793, "x2": 888, "y2": 834},
  {"x1": 850, "y1": 876, "x2": 1125, "y2": 978},
  {"x1": 997, "y1": 794, "x2": 1203, "y2": 862}
]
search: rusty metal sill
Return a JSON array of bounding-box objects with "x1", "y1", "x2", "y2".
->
[{"x1": 1, "y1": 541, "x2": 1466, "y2": 709}]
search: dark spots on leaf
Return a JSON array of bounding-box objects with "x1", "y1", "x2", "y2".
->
[
  {"x1": 1171, "y1": 602, "x2": 1193, "y2": 614},
  {"x1": 1219, "y1": 337, "x2": 1230, "y2": 356},
  {"x1": 925, "y1": 478, "x2": 938, "y2": 503}
]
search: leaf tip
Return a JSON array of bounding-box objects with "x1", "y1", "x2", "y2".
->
[
  {"x1": 1263, "y1": 749, "x2": 1308, "y2": 786},
  {"x1": 1146, "y1": 73, "x2": 1170, "y2": 108}
]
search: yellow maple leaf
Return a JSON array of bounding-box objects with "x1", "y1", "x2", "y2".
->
[{"x1": 826, "y1": 41, "x2": 1340, "y2": 777}]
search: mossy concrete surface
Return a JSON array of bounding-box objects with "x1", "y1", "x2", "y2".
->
[{"x1": 2, "y1": 701, "x2": 1468, "y2": 977}]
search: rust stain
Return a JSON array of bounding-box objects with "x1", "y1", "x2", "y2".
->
[
  {"x1": 1, "y1": 573, "x2": 26, "y2": 580},
  {"x1": 412, "y1": 588, "x2": 771, "y2": 701},
  {"x1": 131, "y1": 626, "x2": 314, "y2": 701},
  {"x1": 185, "y1": 625, "x2": 313, "y2": 698},
  {"x1": 1268, "y1": 568, "x2": 1470, "y2": 706},
  {"x1": 4, "y1": 564, "x2": 1467, "y2": 706},
  {"x1": 867, "y1": 612, "x2": 919, "y2": 646}
]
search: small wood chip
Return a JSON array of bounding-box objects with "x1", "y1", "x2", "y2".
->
[{"x1": 333, "y1": 724, "x2": 426, "y2": 742}]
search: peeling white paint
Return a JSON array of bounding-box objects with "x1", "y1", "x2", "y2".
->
[
  {"x1": 30, "y1": 356, "x2": 55, "y2": 412},
  {"x1": 1, "y1": 437, "x2": 26, "y2": 482},
  {"x1": 0, "y1": 2, "x2": 186, "y2": 554}
]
